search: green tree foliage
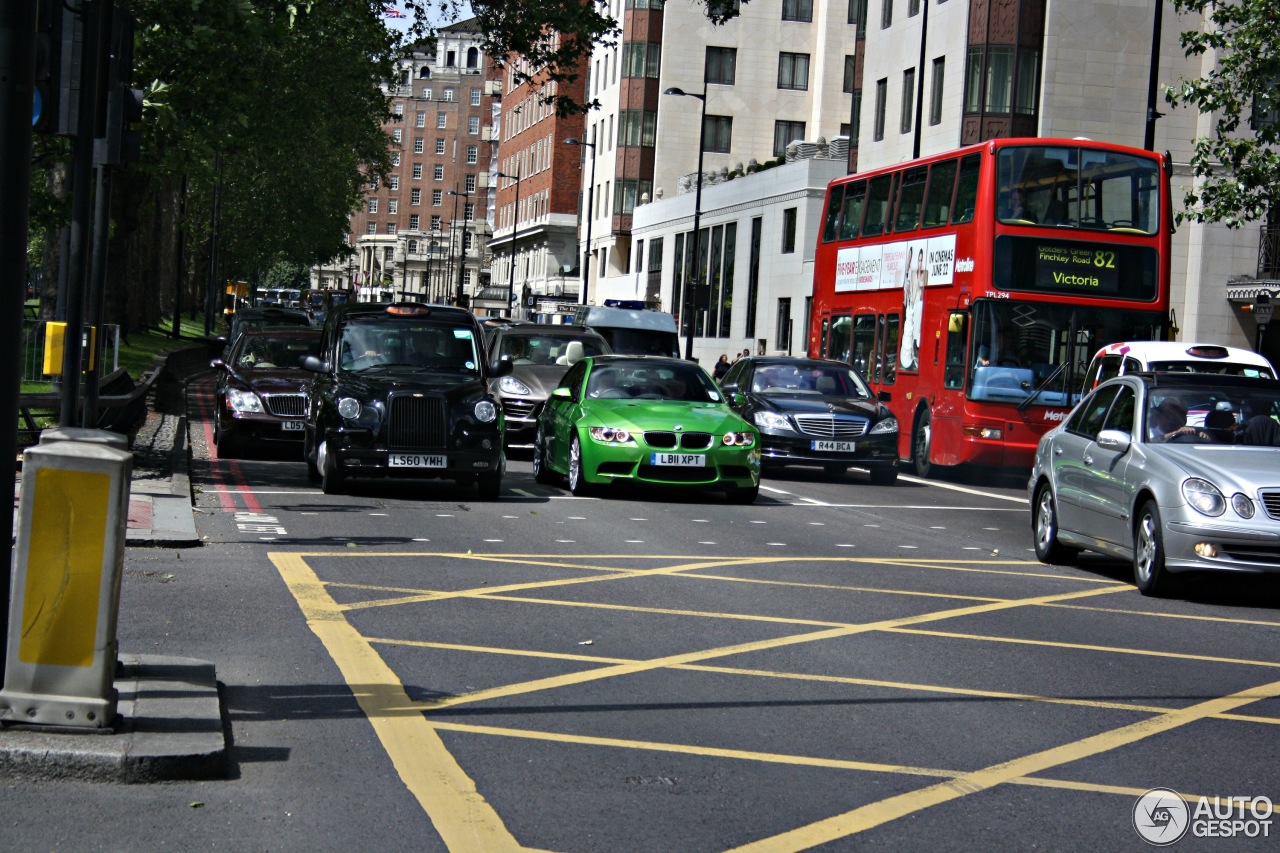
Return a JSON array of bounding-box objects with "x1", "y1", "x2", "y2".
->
[
  {"x1": 260, "y1": 259, "x2": 310, "y2": 290},
  {"x1": 1168, "y1": 0, "x2": 1280, "y2": 227}
]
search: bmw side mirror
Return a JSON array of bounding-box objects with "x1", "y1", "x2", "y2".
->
[
  {"x1": 300, "y1": 355, "x2": 330, "y2": 373},
  {"x1": 731, "y1": 392, "x2": 747, "y2": 407}
]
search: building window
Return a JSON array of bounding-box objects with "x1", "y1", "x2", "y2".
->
[
  {"x1": 443, "y1": 87, "x2": 455, "y2": 102},
  {"x1": 464, "y1": 202, "x2": 475, "y2": 220},
  {"x1": 1015, "y1": 50, "x2": 1040, "y2": 114},
  {"x1": 778, "y1": 53, "x2": 810, "y2": 91},
  {"x1": 773, "y1": 120, "x2": 806, "y2": 156},
  {"x1": 704, "y1": 115, "x2": 732, "y2": 153},
  {"x1": 470, "y1": 88, "x2": 481, "y2": 106},
  {"x1": 415, "y1": 112, "x2": 425, "y2": 129},
  {"x1": 986, "y1": 47, "x2": 1014, "y2": 112},
  {"x1": 433, "y1": 164, "x2": 444, "y2": 180},
  {"x1": 366, "y1": 222, "x2": 376, "y2": 235},
  {"x1": 782, "y1": 0, "x2": 813, "y2": 22},
  {"x1": 413, "y1": 138, "x2": 424, "y2": 154},
  {"x1": 965, "y1": 47, "x2": 984, "y2": 112},
  {"x1": 409, "y1": 214, "x2": 420, "y2": 229},
  {"x1": 618, "y1": 110, "x2": 657, "y2": 147},
  {"x1": 849, "y1": 0, "x2": 868, "y2": 37},
  {"x1": 851, "y1": 90, "x2": 862, "y2": 141},
  {"x1": 843, "y1": 56, "x2": 856, "y2": 94},
  {"x1": 781, "y1": 207, "x2": 797, "y2": 253},
  {"x1": 613, "y1": 179, "x2": 653, "y2": 215},
  {"x1": 389, "y1": 176, "x2": 400, "y2": 191},
  {"x1": 431, "y1": 215, "x2": 441, "y2": 230},
  {"x1": 392, "y1": 128, "x2": 402, "y2": 143},
  {"x1": 412, "y1": 163, "x2": 423, "y2": 180},
  {"x1": 465, "y1": 174, "x2": 477, "y2": 193},
  {"x1": 435, "y1": 138, "x2": 445, "y2": 155},
  {"x1": 468, "y1": 115, "x2": 480, "y2": 134},
  {"x1": 901, "y1": 67, "x2": 915, "y2": 133},
  {"x1": 777, "y1": 297, "x2": 792, "y2": 351},
  {"x1": 622, "y1": 42, "x2": 661, "y2": 78},
  {"x1": 908, "y1": 0, "x2": 919, "y2": 16},
  {"x1": 873, "y1": 78, "x2": 887, "y2": 141},
  {"x1": 706, "y1": 47, "x2": 737, "y2": 86},
  {"x1": 466, "y1": 145, "x2": 478, "y2": 164},
  {"x1": 411, "y1": 188, "x2": 421, "y2": 205},
  {"x1": 391, "y1": 152, "x2": 400, "y2": 166},
  {"x1": 388, "y1": 199, "x2": 398, "y2": 214},
  {"x1": 881, "y1": 0, "x2": 892, "y2": 29},
  {"x1": 432, "y1": 189, "x2": 442, "y2": 205},
  {"x1": 930, "y1": 57, "x2": 945, "y2": 125},
  {"x1": 367, "y1": 199, "x2": 378, "y2": 214},
  {"x1": 394, "y1": 102, "x2": 403, "y2": 115},
  {"x1": 421, "y1": 87, "x2": 431, "y2": 100},
  {"x1": 437, "y1": 111, "x2": 447, "y2": 129},
  {"x1": 386, "y1": 223, "x2": 397, "y2": 235}
]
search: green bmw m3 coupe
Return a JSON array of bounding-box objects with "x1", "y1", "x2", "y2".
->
[{"x1": 533, "y1": 356, "x2": 762, "y2": 502}]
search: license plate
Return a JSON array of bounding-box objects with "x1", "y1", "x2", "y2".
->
[
  {"x1": 388, "y1": 453, "x2": 447, "y2": 468},
  {"x1": 650, "y1": 453, "x2": 705, "y2": 467},
  {"x1": 281, "y1": 420, "x2": 304, "y2": 431},
  {"x1": 811, "y1": 440, "x2": 855, "y2": 452}
]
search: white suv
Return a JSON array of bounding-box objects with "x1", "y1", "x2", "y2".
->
[{"x1": 1082, "y1": 341, "x2": 1275, "y2": 392}]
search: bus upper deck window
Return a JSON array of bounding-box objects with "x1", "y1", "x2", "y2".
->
[
  {"x1": 822, "y1": 185, "x2": 845, "y2": 243},
  {"x1": 922, "y1": 159, "x2": 958, "y2": 229},
  {"x1": 951, "y1": 154, "x2": 981, "y2": 224},
  {"x1": 862, "y1": 174, "x2": 895, "y2": 238},
  {"x1": 839, "y1": 181, "x2": 867, "y2": 240}
]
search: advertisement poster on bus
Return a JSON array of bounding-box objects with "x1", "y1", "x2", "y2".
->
[{"x1": 834, "y1": 234, "x2": 958, "y2": 293}]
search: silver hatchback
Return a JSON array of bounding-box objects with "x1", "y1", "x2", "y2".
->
[{"x1": 1029, "y1": 372, "x2": 1280, "y2": 595}]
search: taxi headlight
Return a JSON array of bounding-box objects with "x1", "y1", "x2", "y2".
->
[
  {"x1": 1183, "y1": 478, "x2": 1226, "y2": 517},
  {"x1": 498, "y1": 375, "x2": 532, "y2": 396},
  {"x1": 589, "y1": 426, "x2": 633, "y2": 443},
  {"x1": 1232, "y1": 492, "x2": 1256, "y2": 519},
  {"x1": 337, "y1": 397, "x2": 361, "y2": 420},
  {"x1": 869, "y1": 417, "x2": 899, "y2": 435},
  {"x1": 227, "y1": 388, "x2": 264, "y2": 414},
  {"x1": 474, "y1": 399, "x2": 498, "y2": 423},
  {"x1": 752, "y1": 411, "x2": 794, "y2": 433}
]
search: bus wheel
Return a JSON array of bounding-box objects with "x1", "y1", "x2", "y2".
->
[{"x1": 912, "y1": 410, "x2": 933, "y2": 478}]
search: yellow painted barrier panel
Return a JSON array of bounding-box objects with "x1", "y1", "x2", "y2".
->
[
  {"x1": 20, "y1": 467, "x2": 109, "y2": 667},
  {"x1": 41, "y1": 322, "x2": 97, "y2": 375}
]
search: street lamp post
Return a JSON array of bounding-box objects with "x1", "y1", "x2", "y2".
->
[
  {"x1": 564, "y1": 128, "x2": 597, "y2": 306},
  {"x1": 496, "y1": 169, "x2": 521, "y2": 319},
  {"x1": 448, "y1": 186, "x2": 472, "y2": 306},
  {"x1": 662, "y1": 87, "x2": 707, "y2": 361}
]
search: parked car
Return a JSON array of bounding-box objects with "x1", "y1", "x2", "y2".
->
[
  {"x1": 1030, "y1": 371, "x2": 1280, "y2": 596},
  {"x1": 1082, "y1": 341, "x2": 1275, "y2": 392},
  {"x1": 533, "y1": 355, "x2": 761, "y2": 501},
  {"x1": 719, "y1": 356, "x2": 900, "y2": 484},
  {"x1": 301, "y1": 302, "x2": 511, "y2": 497},
  {"x1": 486, "y1": 323, "x2": 611, "y2": 445},
  {"x1": 219, "y1": 307, "x2": 311, "y2": 355},
  {"x1": 210, "y1": 328, "x2": 322, "y2": 457}
]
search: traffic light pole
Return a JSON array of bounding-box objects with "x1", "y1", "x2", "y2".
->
[{"x1": 0, "y1": 0, "x2": 40, "y2": 686}]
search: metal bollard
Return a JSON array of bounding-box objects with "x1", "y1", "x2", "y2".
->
[{"x1": 1, "y1": 433, "x2": 132, "y2": 728}]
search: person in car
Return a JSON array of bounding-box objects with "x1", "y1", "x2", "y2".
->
[{"x1": 1147, "y1": 397, "x2": 1208, "y2": 443}]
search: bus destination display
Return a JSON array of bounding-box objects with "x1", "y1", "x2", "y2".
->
[{"x1": 993, "y1": 236, "x2": 1157, "y2": 301}]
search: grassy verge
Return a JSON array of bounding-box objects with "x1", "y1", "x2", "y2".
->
[{"x1": 20, "y1": 318, "x2": 203, "y2": 394}]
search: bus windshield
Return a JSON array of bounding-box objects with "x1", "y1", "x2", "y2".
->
[
  {"x1": 968, "y1": 300, "x2": 1167, "y2": 407},
  {"x1": 996, "y1": 145, "x2": 1161, "y2": 234}
]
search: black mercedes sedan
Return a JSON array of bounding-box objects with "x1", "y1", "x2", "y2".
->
[{"x1": 719, "y1": 356, "x2": 899, "y2": 484}]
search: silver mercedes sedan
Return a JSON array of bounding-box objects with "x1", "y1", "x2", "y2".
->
[{"x1": 1029, "y1": 372, "x2": 1280, "y2": 596}]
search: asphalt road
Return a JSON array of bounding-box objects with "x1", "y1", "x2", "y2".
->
[{"x1": 4, "y1": 376, "x2": 1279, "y2": 852}]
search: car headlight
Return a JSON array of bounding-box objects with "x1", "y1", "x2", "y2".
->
[
  {"x1": 752, "y1": 410, "x2": 794, "y2": 433},
  {"x1": 337, "y1": 397, "x2": 361, "y2": 420},
  {"x1": 474, "y1": 399, "x2": 498, "y2": 423},
  {"x1": 1182, "y1": 478, "x2": 1226, "y2": 517},
  {"x1": 498, "y1": 375, "x2": 532, "y2": 396},
  {"x1": 1232, "y1": 492, "x2": 1256, "y2": 519},
  {"x1": 226, "y1": 388, "x2": 263, "y2": 413},
  {"x1": 869, "y1": 417, "x2": 899, "y2": 435},
  {"x1": 721, "y1": 431, "x2": 755, "y2": 447},
  {"x1": 589, "y1": 426, "x2": 633, "y2": 443}
]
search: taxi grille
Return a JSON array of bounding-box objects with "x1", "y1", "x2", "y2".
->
[
  {"x1": 644, "y1": 431, "x2": 713, "y2": 450},
  {"x1": 793, "y1": 414, "x2": 868, "y2": 438},
  {"x1": 263, "y1": 393, "x2": 305, "y2": 418},
  {"x1": 388, "y1": 394, "x2": 447, "y2": 449}
]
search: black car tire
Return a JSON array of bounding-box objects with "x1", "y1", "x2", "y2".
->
[
  {"x1": 304, "y1": 431, "x2": 322, "y2": 482},
  {"x1": 477, "y1": 453, "x2": 504, "y2": 501},
  {"x1": 869, "y1": 465, "x2": 899, "y2": 486},
  {"x1": 532, "y1": 425, "x2": 559, "y2": 484},
  {"x1": 728, "y1": 482, "x2": 759, "y2": 504},
  {"x1": 1134, "y1": 500, "x2": 1179, "y2": 597},
  {"x1": 1032, "y1": 483, "x2": 1078, "y2": 565},
  {"x1": 912, "y1": 409, "x2": 933, "y2": 478},
  {"x1": 568, "y1": 435, "x2": 593, "y2": 497},
  {"x1": 320, "y1": 440, "x2": 345, "y2": 495}
]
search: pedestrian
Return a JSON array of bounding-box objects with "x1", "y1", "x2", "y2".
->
[{"x1": 713, "y1": 353, "x2": 731, "y2": 381}]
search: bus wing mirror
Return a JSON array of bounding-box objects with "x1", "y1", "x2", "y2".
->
[{"x1": 948, "y1": 314, "x2": 966, "y2": 333}]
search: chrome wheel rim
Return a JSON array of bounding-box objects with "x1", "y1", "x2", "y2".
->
[
  {"x1": 532, "y1": 428, "x2": 544, "y2": 475},
  {"x1": 915, "y1": 420, "x2": 930, "y2": 466},
  {"x1": 1135, "y1": 513, "x2": 1157, "y2": 584},
  {"x1": 1035, "y1": 491, "x2": 1055, "y2": 553},
  {"x1": 569, "y1": 438, "x2": 582, "y2": 490},
  {"x1": 317, "y1": 439, "x2": 329, "y2": 472}
]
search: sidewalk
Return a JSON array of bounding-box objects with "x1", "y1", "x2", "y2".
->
[{"x1": 3, "y1": 344, "x2": 227, "y2": 782}]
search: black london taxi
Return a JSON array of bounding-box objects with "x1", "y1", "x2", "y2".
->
[{"x1": 301, "y1": 302, "x2": 512, "y2": 498}]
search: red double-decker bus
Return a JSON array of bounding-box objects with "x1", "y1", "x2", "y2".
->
[{"x1": 809, "y1": 138, "x2": 1172, "y2": 476}]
